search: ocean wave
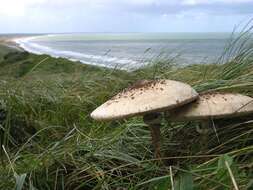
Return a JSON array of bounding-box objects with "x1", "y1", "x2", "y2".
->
[{"x1": 14, "y1": 36, "x2": 146, "y2": 70}]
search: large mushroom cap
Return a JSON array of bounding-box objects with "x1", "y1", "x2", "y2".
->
[
  {"x1": 168, "y1": 92, "x2": 253, "y2": 121},
  {"x1": 91, "y1": 80, "x2": 198, "y2": 121}
]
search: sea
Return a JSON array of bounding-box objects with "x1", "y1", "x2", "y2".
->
[{"x1": 15, "y1": 33, "x2": 232, "y2": 70}]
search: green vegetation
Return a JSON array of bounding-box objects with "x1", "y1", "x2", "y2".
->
[
  {"x1": 0, "y1": 44, "x2": 16, "y2": 61},
  {"x1": 0, "y1": 28, "x2": 252, "y2": 190}
]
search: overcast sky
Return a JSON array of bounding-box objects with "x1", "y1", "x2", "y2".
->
[{"x1": 0, "y1": 0, "x2": 253, "y2": 33}]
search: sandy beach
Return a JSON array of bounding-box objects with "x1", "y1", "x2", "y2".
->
[{"x1": 0, "y1": 34, "x2": 37, "y2": 51}]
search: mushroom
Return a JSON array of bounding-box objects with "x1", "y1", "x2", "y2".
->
[
  {"x1": 167, "y1": 92, "x2": 253, "y2": 134},
  {"x1": 90, "y1": 80, "x2": 198, "y2": 159}
]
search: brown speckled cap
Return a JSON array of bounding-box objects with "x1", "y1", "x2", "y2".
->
[
  {"x1": 90, "y1": 80, "x2": 198, "y2": 121},
  {"x1": 168, "y1": 92, "x2": 253, "y2": 121}
]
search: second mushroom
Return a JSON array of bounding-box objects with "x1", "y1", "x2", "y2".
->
[{"x1": 168, "y1": 92, "x2": 253, "y2": 129}]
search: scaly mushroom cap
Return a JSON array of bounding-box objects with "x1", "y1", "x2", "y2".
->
[
  {"x1": 91, "y1": 80, "x2": 198, "y2": 121},
  {"x1": 168, "y1": 92, "x2": 253, "y2": 121}
]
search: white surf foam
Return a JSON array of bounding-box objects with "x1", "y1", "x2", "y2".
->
[{"x1": 14, "y1": 35, "x2": 147, "y2": 70}]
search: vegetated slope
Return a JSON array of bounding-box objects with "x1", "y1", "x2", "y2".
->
[{"x1": 0, "y1": 30, "x2": 252, "y2": 190}]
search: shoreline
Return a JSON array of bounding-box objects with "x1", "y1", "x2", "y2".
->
[
  {"x1": 9, "y1": 35, "x2": 138, "y2": 70},
  {"x1": 0, "y1": 34, "x2": 35, "y2": 51},
  {"x1": 1, "y1": 33, "x2": 227, "y2": 71},
  {"x1": 0, "y1": 40, "x2": 24, "y2": 51},
  {"x1": 0, "y1": 35, "x2": 129, "y2": 71}
]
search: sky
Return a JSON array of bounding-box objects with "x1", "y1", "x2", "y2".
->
[{"x1": 0, "y1": 0, "x2": 253, "y2": 33}]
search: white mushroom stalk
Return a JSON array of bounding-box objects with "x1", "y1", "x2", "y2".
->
[{"x1": 90, "y1": 79, "x2": 199, "y2": 159}]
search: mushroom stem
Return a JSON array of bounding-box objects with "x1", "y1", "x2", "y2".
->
[
  {"x1": 197, "y1": 119, "x2": 211, "y2": 150},
  {"x1": 149, "y1": 123, "x2": 162, "y2": 159},
  {"x1": 196, "y1": 120, "x2": 210, "y2": 134},
  {"x1": 143, "y1": 113, "x2": 162, "y2": 159}
]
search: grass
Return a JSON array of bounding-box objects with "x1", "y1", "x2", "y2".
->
[{"x1": 0, "y1": 26, "x2": 252, "y2": 190}]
